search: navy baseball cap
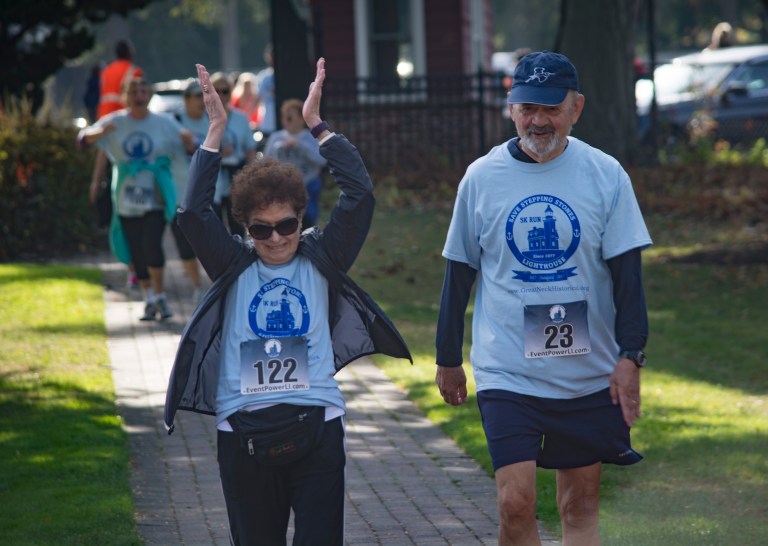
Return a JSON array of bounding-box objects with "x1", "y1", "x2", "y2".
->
[{"x1": 507, "y1": 51, "x2": 579, "y2": 106}]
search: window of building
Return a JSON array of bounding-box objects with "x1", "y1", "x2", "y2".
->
[{"x1": 355, "y1": 0, "x2": 425, "y2": 100}]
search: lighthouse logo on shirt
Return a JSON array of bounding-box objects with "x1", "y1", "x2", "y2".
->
[
  {"x1": 122, "y1": 131, "x2": 154, "y2": 159},
  {"x1": 505, "y1": 194, "x2": 581, "y2": 282},
  {"x1": 248, "y1": 278, "x2": 310, "y2": 338}
]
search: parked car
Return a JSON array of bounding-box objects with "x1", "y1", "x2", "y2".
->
[{"x1": 636, "y1": 44, "x2": 768, "y2": 146}]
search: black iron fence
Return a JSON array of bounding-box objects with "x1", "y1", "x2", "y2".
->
[{"x1": 322, "y1": 71, "x2": 517, "y2": 172}]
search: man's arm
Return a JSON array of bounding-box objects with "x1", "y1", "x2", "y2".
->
[
  {"x1": 607, "y1": 247, "x2": 648, "y2": 353},
  {"x1": 436, "y1": 259, "x2": 477, "y2": 365},
  {"x1": 435, "y1": 259, "x2": 477, "y2": 406},
  {"x1": 607, "y1": 247, "x2": 648, "y2": 428}
]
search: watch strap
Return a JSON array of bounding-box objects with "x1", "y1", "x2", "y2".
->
[
  {"x1": 619, "y1": 350, "x2": 647, "y2": 368},
  {"x1": 310, "y1": 121, "x2": 330, "y2": 138}
]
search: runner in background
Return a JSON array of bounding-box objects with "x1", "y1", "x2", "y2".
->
[{"x1": 90, "y1": 40, "x2": 144, "y2": 288}]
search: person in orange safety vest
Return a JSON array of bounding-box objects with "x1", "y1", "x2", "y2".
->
[{"x1": 97, "y1": 40, "x2": 143, "y2": 119}]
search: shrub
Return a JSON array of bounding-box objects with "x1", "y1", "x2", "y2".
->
[{"x1": 0, "y1": 99, "x2": 99, "y2": 261}]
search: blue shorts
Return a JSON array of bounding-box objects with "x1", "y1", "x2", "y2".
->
[{"x1": 477, "y1": 388, "x2": 643, "y2": 471}]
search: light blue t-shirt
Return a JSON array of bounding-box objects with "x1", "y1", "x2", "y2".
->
[
  {"x1": 214, "y1": 109, "x2": 257, "y2": 203},
  {"x1": 170, "y1": 111, "x2": 209, "y2": 205},
  {"x1": 443, "y1": 137, "x2": 652, "y2": 399},
  {"x1": 216, "y1": 254, "x2": 343, "y2": 425},
  {"x1": 264, "y1": 128, "x2": 327, "y2": 182},
  {"x1": 93, "y1": 111, "x2": 186, "y2": 217}
]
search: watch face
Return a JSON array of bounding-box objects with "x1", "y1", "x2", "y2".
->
[{"x1": 621, "y1": 350, "x2": 646, "y2": 367}]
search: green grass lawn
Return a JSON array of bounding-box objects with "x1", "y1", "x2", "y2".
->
[
  {"x1": 355, "y1": 208, "x2": 768, "y2": 545},
  {"x1": 0, "y1": 265, "x2": 141, "y2": 546}
]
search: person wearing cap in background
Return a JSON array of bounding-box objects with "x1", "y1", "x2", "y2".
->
[
  {"x1": 435, "y1": 51, "x2": 652, "y2": 544},
  {"x1": 169, "y1": 80, "x2": 209, "y2": 300}
]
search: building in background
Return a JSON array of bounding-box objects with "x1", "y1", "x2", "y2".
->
[{"x1": 305, "y1": 0, "x2": 504, "y2": 170}]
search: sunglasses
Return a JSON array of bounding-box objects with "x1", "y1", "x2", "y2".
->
[
  {"x1": 248, "y1": 217, "x2": 300, "y2": 240},
  {"x1": 215, "y1": 87, "x2": 231, "y2": 95}
]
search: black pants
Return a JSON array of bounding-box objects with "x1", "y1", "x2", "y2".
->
[
  {"x1": 119, "y1": 211, "x2": 166, "y2": 281},
  {"x1": 170, "y1": 214, "x2": 196, "y2": 260},
  {"x1": 218, "y1": 416, "x2": 345, "y2": 546}
]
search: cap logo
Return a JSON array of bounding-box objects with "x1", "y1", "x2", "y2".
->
[
  {"x1": 525, "y1": 67, "x2": 555, "y2": 84},
  {"x1": 507, "y1": 51, "x2": 578, "y2": 106}
]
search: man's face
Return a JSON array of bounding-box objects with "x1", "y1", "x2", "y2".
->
[{"x1": 510, "y1": 92, "x2": 584, "y2": 162}]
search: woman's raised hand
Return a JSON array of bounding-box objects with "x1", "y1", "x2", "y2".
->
[
  {"x1": 196, "y1": 63, "x2": 227, "y2": 150},
  {"x1": 303, "y1": 58, "x2": 325, "y2": 129}
]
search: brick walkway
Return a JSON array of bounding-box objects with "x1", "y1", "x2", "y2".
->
[{"x1": 96, "y1": 234, "x2": 560, "y2": 545}]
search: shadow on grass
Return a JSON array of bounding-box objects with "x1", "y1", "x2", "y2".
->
[{"x1": 0, "y1": 375, "x2": 140, "y2": 545}]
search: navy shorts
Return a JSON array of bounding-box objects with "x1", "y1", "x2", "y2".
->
[{"x1": 477, "y1": 388, "x2": 643, "y2": 471}]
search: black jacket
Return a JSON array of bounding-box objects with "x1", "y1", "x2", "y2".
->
[{"x1": 164, "y1": 135, "x2": 412, "y2": 434}]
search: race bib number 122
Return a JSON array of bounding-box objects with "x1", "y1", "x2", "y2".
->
[{"x1": 240, "y1": 336, "x2": 310, "y2": 394}]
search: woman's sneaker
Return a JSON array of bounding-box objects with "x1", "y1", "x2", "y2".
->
[
  {"x1": 156, "y1": 297, "x2": 173, "y2": 320},
  {"x1": 139, "y1": 302, "x2": 157, "y2": 321}
]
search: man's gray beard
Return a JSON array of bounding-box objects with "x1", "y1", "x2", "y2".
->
[{"x1": 520, "y1": 131, "x2": 568, "y2": 158}]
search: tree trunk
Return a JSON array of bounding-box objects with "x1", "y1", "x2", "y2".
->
[{"x1": 556, "y1": 0, "x2": 641, "y2": 165}]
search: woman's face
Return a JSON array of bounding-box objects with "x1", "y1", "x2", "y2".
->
[
  {"x1": 126, "y1": 82, "x2": 152, "y2": 110},
  {"x1": 247, "y1": 201, "x2": 301, "y2": 265}
]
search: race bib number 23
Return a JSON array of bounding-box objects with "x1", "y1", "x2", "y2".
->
[{"x1": 523, "y1": 300, "x2": 591, "y2": 359}]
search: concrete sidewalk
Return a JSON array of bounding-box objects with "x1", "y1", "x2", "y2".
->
[{"x1": 97, "y1": 234, "x2": 560, "y2": 545}]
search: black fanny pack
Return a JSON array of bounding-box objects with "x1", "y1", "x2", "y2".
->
[{"x1": 227, "y1": 404, "x2": 325, "y2": 466}]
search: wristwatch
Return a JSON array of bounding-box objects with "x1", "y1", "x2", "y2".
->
[{"x1": 619, "y1": 350, "x2": 647, "y2": 368}]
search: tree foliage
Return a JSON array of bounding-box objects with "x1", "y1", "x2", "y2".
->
[
  {"x1": 170, "y1": 0, "x2": 269, "y2": 27},
  {"x1": 0, "y1": 0, "x2": 154, "y2": 110}
]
